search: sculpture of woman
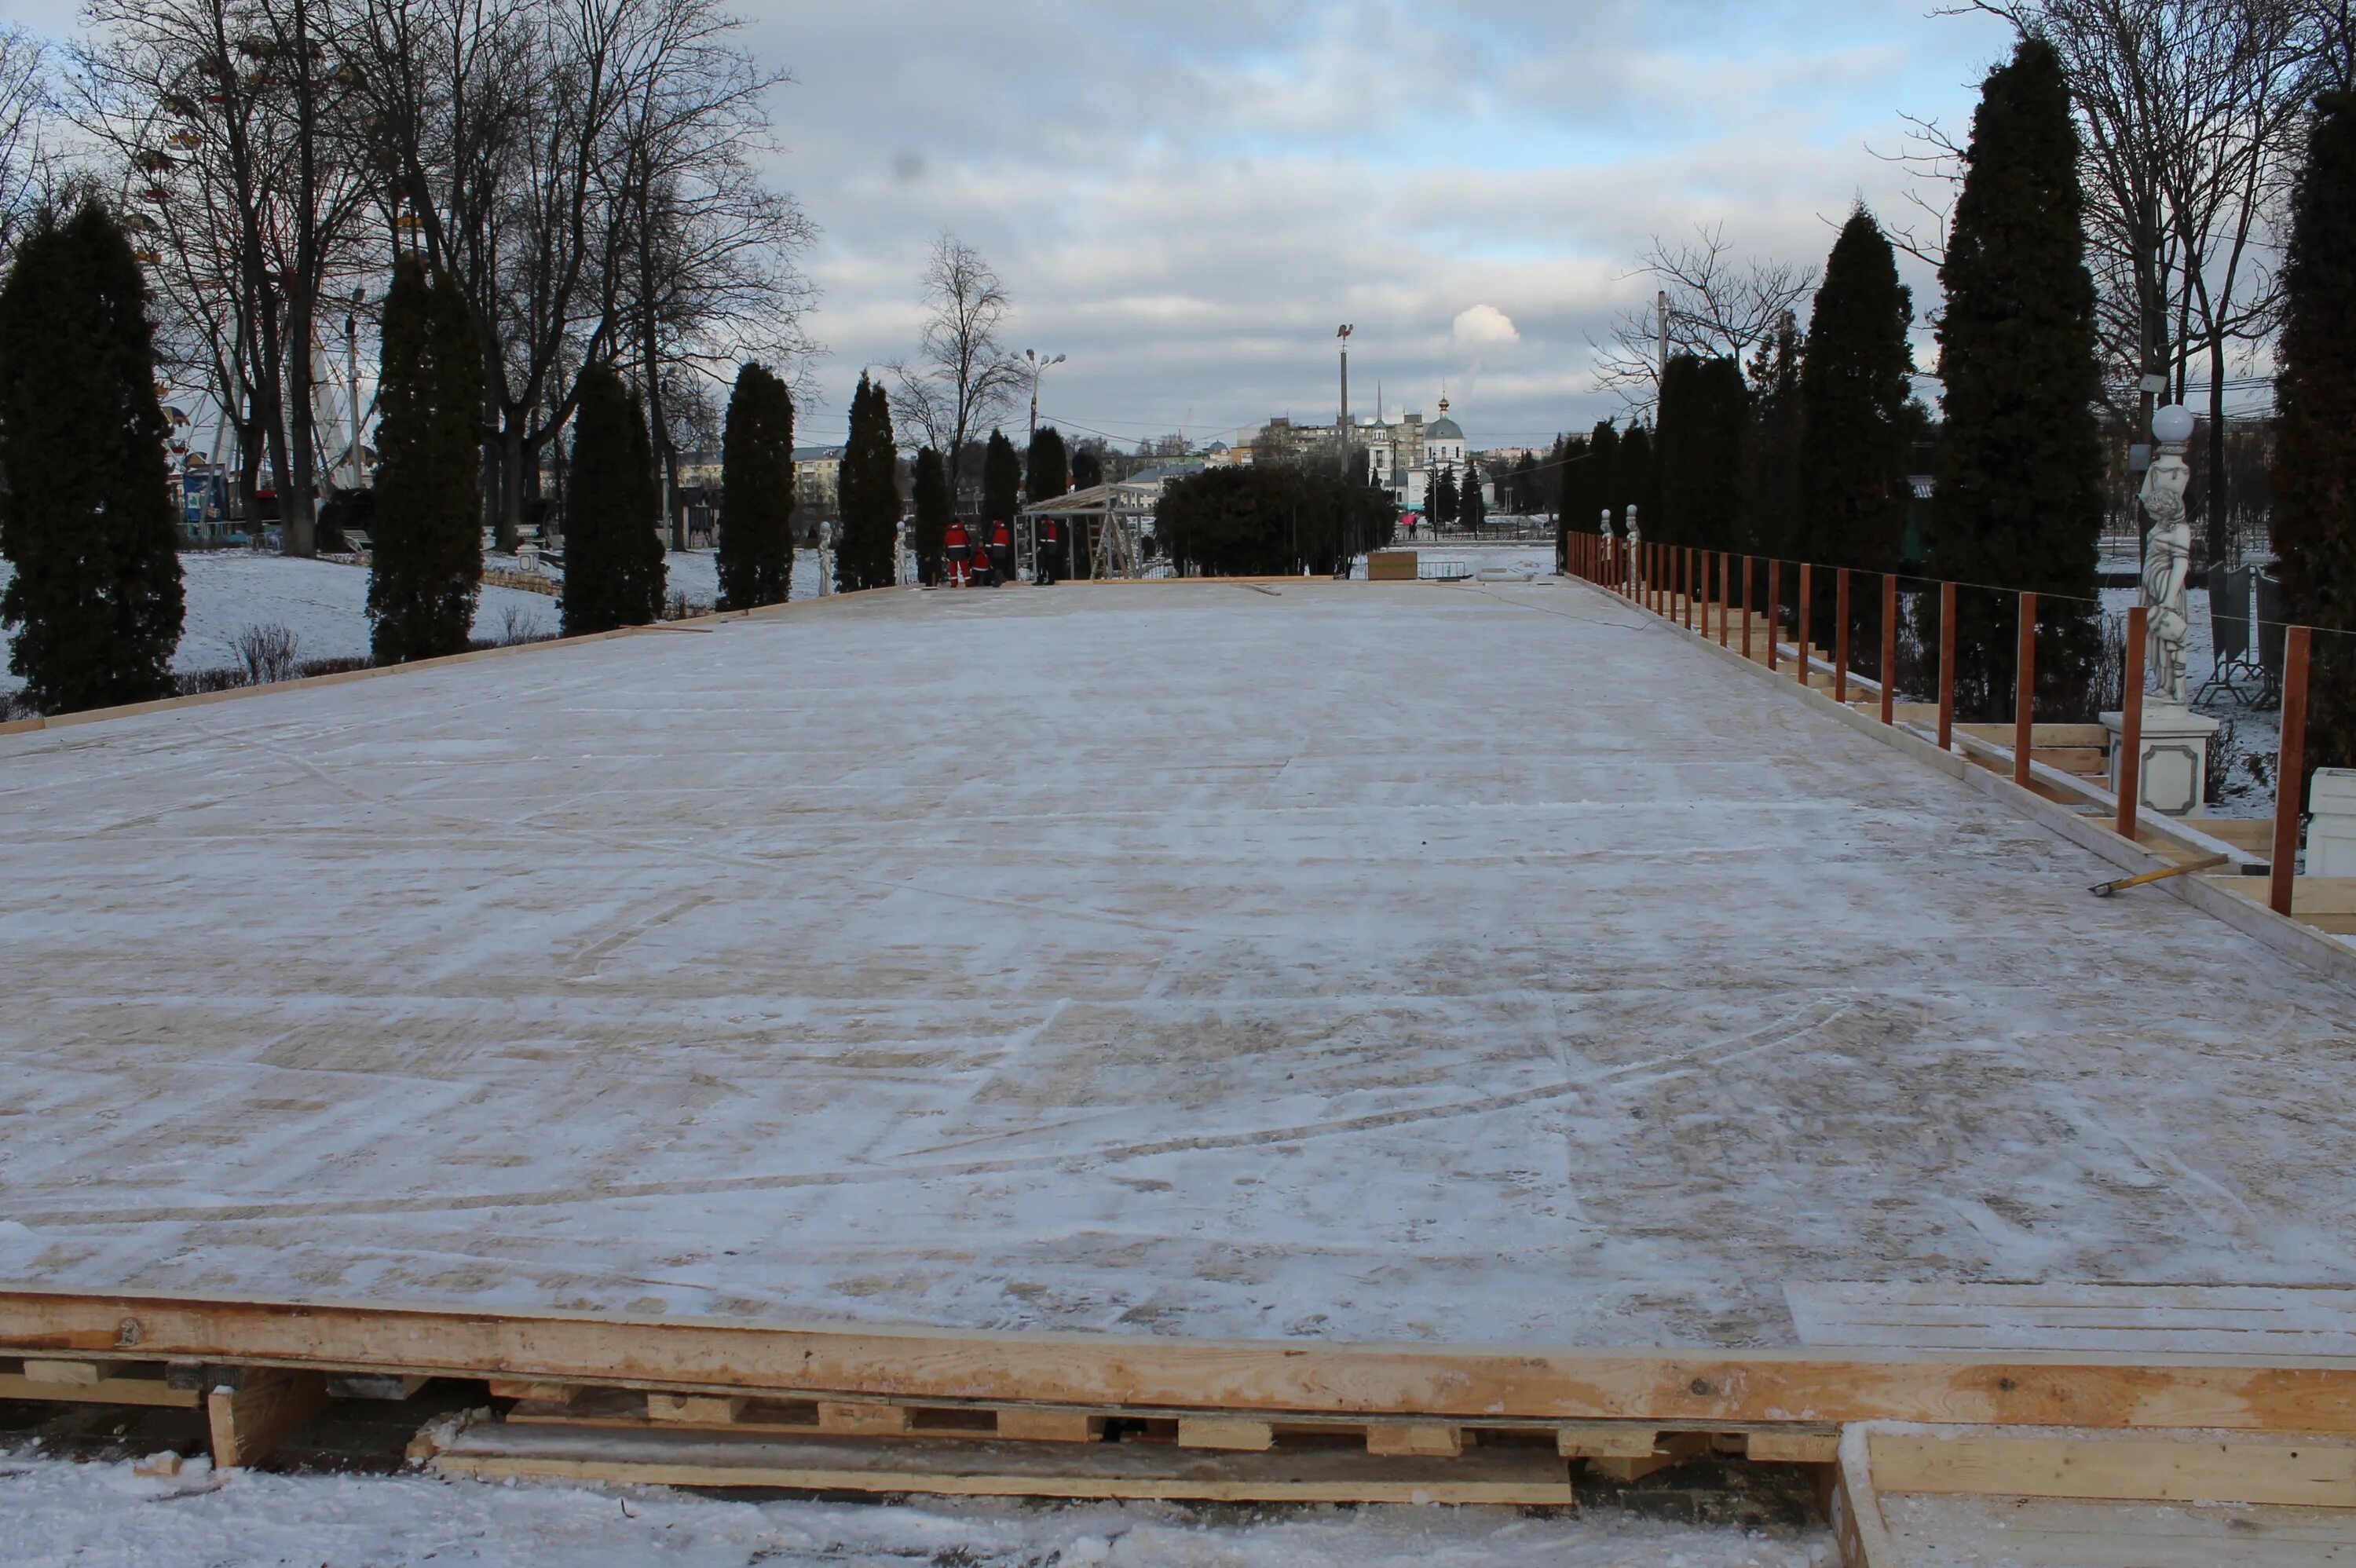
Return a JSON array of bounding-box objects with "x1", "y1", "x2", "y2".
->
[
  {"x1": 1626, "y1": 503, "x2": 1643, "y2": 595},
  {"x1": 2138, "y1": 405, "x2": 2196, "y2": 705}
]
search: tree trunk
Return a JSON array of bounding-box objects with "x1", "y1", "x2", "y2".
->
[
  {"x1": 282, "y1": 283, "x2": 318, "y2": 557},
  {"x1": 2205, "y1": 331, "x2": 2229, "y2": 565}
]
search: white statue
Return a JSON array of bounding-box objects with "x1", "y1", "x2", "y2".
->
[
  {"x1": 1597, "y1": 506, "x2": 1615, "y2": 583},
  {"x1": 2138, "y1": 405, "x2": 2196, "y2": 706},
  {"x1": 1626, "y1": 503, "x2": 1643, "y2": 594}
]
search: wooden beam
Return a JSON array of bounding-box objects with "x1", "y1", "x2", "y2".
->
[
  {"x1": 1178, "y1": 1417, "x2": 1275, "y2": 1451},
  {"x1": 818, "y1": 1400, "x2": 913, "y2": 1435},
  {"x1": 1867, "y1": 1427, "x2": 2356, "y2": 1508},
  {"x1": 1747, "y1": 1427, "x2": 1842, "y2": 1464},
  {"x1": 1366, "y1": 1422, "x2": 1466, "y2": 1457},
  {"x1": 0, "y1": 1369, "x2": 199, "y2": 1408},
  {"x1": 9, "y1": 1289, "x2": 2356, "y2": 1435},
  {"x1": 648, "y1": 1392, "x2": 748, "y2": 1424},
  {"x1": 1586, "y1": 1430, "x2": 1711, "y2": 1482},
  {"x1": 1835, "y1": 1426, "x2": 1899, "y2": 1568},
  {"x1": 207, "y1": 1368, "x2": 328, "y2": 1469},
  {"x1": 996, "y1": 1409, "x2": 1106, "y2": 1442}
]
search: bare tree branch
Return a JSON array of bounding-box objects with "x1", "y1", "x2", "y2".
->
[{"x1": 1589, "y1": 223, "x2": 1817, "y2": 411}]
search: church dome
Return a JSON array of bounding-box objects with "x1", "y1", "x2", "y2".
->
[{"x1": 1427, "y1": 415, "x2": 1463, "y2": 440}]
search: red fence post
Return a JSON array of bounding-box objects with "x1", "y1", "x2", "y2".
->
[
  {"x1": 1835, "y1": 568, "x2": 1851, "y2": 703},
  {"x1": 1795, "y1": 561, "x2": 1813, "y2": 685},
  {"x1": 1741, "y1": 557, "x2": 1752, "y2": 660},
  {"x1": 1879, "y1": 572, "x2": 1898, "y2": 725},
  {"x1": 1938, "y1": 580, "x2": 1956, "y2": 752},
  {"x1": 2014, "y1": 591, "x2": 2037, "y2": 789},
  {"x1": 1685, "y1": 548, "x2": 1696, "y2": 630},
  {"x1": 1719, "y1": 552, "x2": 1730, "y2": 647},
  {"x1": 2116, "y1": 605, "x2": 2146, "y2": 841},
  {"x1": 1765, "y1": 561, "x2": 1778, "y2": 671},
  {"x1": 2273, "y1": 626, "x2": 2312, "y2": 918}
]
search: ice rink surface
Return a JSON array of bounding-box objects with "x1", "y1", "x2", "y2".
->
[{"x1": 3, "y1": 578, "x2": 2353, "y2": 1347}]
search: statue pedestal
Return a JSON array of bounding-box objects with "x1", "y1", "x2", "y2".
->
[{"x1": 2101, "y1": 704, "x2": 2220, "y2": 816}]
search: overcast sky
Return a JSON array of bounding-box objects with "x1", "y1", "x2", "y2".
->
[{"x1": 5, "y1": 0, "x2": 2018, "y2": 452}]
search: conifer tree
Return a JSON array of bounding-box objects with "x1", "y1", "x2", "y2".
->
[
  {"x1": 2274, "y1": 90, "x2": 2356, "y2": 776},
  {"x1": 1934, "y1": 38, "x2": 2105, "y2": 718},
  {"x1": 1799, "y1": 208, "x2": 1913, "y2": 655},
  {"x1": 912, "y1": 446, "x2": 950, "y2": 586},
  {"x1": 563, "y1": 364, "x2": 666, "y2": 634},
  {"x1": 982, "y1": 429, "x2": 1020, "y2": 530},
  {"x1": 715, "y1": 363, "x2": 796, "y2": 610},
  {"x1": 368, "y1": 257, "x2": 485, "y2": 663},
  {"x1": 1658, "y1": 353, "x2": 1749, "y2": 551},
  {"x1": 1458, "y1": 459, "x2": 1486, "y2": 530},
  {"x1": 1587, "y1": 420, "x2": 1620, "y2": 533},
  {"x1": 836, "y1": 372, "x2": 900, "y2": 592},
  {"x1": 1617, "y1": 424, "x2": 1656, "y2": 537},
  {"x1": 0, "y1": 199, "x2": 183, "y2": 712},
  {"x1": 1740, "y1": 313, "x2": 1805, "y2": 561},
  {"x1": 1026, "y1": 426, "x2": 1070, "y2": 505},
  {"x1": 1433, "y1": 465, "x2": 1459, "y2": 528}
]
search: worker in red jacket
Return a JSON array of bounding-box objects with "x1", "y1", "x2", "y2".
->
[
  {"x1": 990, "y1": 519, "x2": 1015, "y2": 585},
  {"x1": 943, "y1": 519, "x2": 971, "y2": 587},
  {"x1": 1037, "y1": 517, "x2": 1061, "y2": 585}
]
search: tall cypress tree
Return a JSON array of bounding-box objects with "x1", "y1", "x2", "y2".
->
[
  {"x1": 2274, "y1": 90, "x2": 2356, "y2": 777},
  {"x1": 1432, "y1": 465, "x2": 1459, "y2": 528},
  {"x1": 1587, "y1": 419, "x2": 1621, "y2": 532},
  {"x1": 1740, "y1": 313, "x2": 1805, "y2": 561},
  {"x1": 368, "y1": 256, "x2": 484, "y2": 663},
  {"x1": 912, "y1": 446, "x2": 950, "y2": 586},
  {"x1": 1658, "y1": 353, "x2": 1749, "y2": 551},
  {"x1": 1800, "y1": 208, "x2": 1914, "y2": 654},
  {"x1": 715, "y1": 362, "x2": 796, "y2": 610},
  {"x1": 563, "y1": 364, "x2": 666, "y2": 634},
  {"x1": 1617, "y1": 424, "x2": 1656, "y2": 538},
  {"x1": 1934, "y1": 38, "x2": 2105, "y2": 718},
  {"x1": 1026, "y1": 426, "x2": 1070, "y2": 505},
  {"x1": 1459, "y1": 458, "x2": 1486, "y2": 530},
  {"x1": 982, "y1": 429, "x2": 1021, "y2": 529},
  {"x1": 836, "y1": 372, "x2": 899, "y2": 592},
  {"x1": 0, "y1": 199, "x2": 183, "y2": 713}
]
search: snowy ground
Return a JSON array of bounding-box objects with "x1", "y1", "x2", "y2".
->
[
  {"x1": 0, "y1": 1449, "x2": 1829, "y2": 1568},
  {"x1": 3, "y1": 579, "x2": 2355, "y2": 1347},
  {"x1": 0, "y1": 548, "x2": 827, "y2": 697}
]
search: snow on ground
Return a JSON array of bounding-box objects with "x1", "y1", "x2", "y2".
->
[
  {"x1": 0, "y1": 1450, "x2": 1830, "y2": 1568},
  {"x1": 0, "y1": 552, "x2": 563, "y2": 693},
  {"x1": 4, "y1": 580, "x2": 2354, "y2": 1347}
]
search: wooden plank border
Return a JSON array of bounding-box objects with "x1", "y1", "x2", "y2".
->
[{"x1": 6, "y1": 1288, "x2": 2356, "y2": 1433}]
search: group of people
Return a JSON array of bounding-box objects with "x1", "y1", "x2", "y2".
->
[{"x1": 940, "y1": 516, "x2": 1068, "y2": 587}]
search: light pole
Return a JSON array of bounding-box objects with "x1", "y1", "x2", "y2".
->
[
  {"x1": 1025, "y1": 349, "x2": 1064, "y2": 447},
  {"x1": 1337, "y1": 324, "x2": 1353, "y2": 481}
]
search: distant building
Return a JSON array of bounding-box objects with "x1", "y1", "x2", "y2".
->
[
  {"x1": 1253, "y1": 395, "x2": 1485, "y2": 514},
  {"x1": 793, "y1": 445, "x2": 845, "y2": 510}
]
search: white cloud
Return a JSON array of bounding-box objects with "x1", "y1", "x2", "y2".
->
[{"x1": 1453, "y1": 305, "x2": 1522, "y2": 351}]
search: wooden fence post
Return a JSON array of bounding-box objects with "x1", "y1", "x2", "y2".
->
[
  {"x1": 2116, "y1": 605, "x2": 2146, "y2": 841},
  {"x1": 1879, "y1": 572, "x2": 1898, "y2": 725},
  {"x1": 1938, "y1": 580, "x2": 1956, "y2": 752},
  {"x1": 1835, "y1": 568, "x2": 1851, "y2": 703},
  {"x1": 2014, "y1": 591, "x2": 2037, "y2": 789},
  {"x1": 1741, "y1": 557, "x2": 1752, "y2": 660},
  {"x1": 1795, "y1": 562, "x2": 1813, "y2": 685},
  {"x1": 1719, "y1": 552, "x2": 1731, "y2": 647},
  {"x1": 2272, "y1": 626, "x2": 2311, "y2": 918},
  {"x1": 1685, "y1": 548, "x2": 1696, "y2": 630},
  {"x1": 1765, "y1": 562, "x2": 1778, "y2": 670}
]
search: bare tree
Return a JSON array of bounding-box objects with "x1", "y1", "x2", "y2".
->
[
  {"x1": 1590, "y1": 225, "x2": 1818, "y2": 409},
  {"x1": 887, "y1": 233, "x2": 1022, "y2": 499},
  {"x1": 0, "y1": 26, "x2": 57, "y2": 265},
  {"x1": 1963, "y1": 0, "x2": 2322, "y2": 557},
  {"x1": 345, "y1": 0, "x2": 815, "y2": 550}
]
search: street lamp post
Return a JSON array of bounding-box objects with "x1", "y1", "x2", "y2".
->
[
  {"x1": 1025, "y1": 349, "x2": 1064, "y2": 448},
  {"x1": 1337, "y1": 324, "x2": 1353, "y2": 481}
]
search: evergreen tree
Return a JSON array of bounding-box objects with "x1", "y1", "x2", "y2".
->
[
  {"x1": 1513, "y1": 452, "x2": 1538, "y2": 516},
  {"x1": 715, "y1": 362, "x2": 796, "y2": 611},
  {"x1": 1799, "y1": 208, "x2": 1913, "y2": 656},
  {"x1": 1657, "y1": 353, "x2": 1749, "y2": 551},
  {"x1": 1617, "y1": 424, "x2": 1656, "y2": 538},
  {"x1": 1072, "y1": 446, "x2": 1103, "y2": 488},
  {"x1": 836, "y1": 372, "x2": 900, "y2": 592},
  {"x1": 1550, "y1": 432, "x2": 1590, "y2": 570},
  {"x1": 982, "y1": 429, "x2": 1021, "y2": 528},
  {"x1": 2274, "y1": 90, "x2": 2356, "y2": 777},
  {"x1": 0, "y1": 199, "x2": 183, "y2": 713},
  {"x1": 368, "y1": 256, "x2": 484, "y2": 663},
  {"x1": 1934, "y1": 37, "x2": 2105, "y2": 717},
  {"x1": 912, "y1": 446, "x2": 950, "y2": 586},
  {"x1": 1587, "y1": 420, "x2": 1621, "y2": 533},
  {"x1": 1026, "y1": 426, "x2": 1070, "y2": 505},
  {"x1": 1740, "y1": 313, "x2": 1804, "y2": 561},
  {"x1": 1459, "y1": 459, "x2": 1486, "y2": 530},
  {"x1": 1433, "y1": 465, "x2": 1459, "y2": 528},
  {"x1": 563, "y1": 364, "x2": 666, "y2": 634}
]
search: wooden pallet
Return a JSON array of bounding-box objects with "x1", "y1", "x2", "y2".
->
[{"x1": 427, "y1": 1419, "x2": 1581, "y2": 1504}]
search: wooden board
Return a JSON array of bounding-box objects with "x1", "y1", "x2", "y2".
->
[
  {"x1": 1788, "y1": 1282, "x2": 2356, "y2": 1359},
  {"x1": 207, "y1": 1369, "x2": 329, "y2": 1469},
  {"x1": 430, "y1": 1421, "x2": 1577, "y2": 1504},
  {"x1": 1868, "y1": 1427, "x2": 2356, "y2": 1508},
  {"x1": 12, "y1": 1288, "x2": 2356, "y2": 1436},
  {"x1": 1879, "y1": 1492, "x2": 2356, "y2": 1566},
  {"x1": 0, "y1": 1369, "x2": 199, "y2": 1408}
]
